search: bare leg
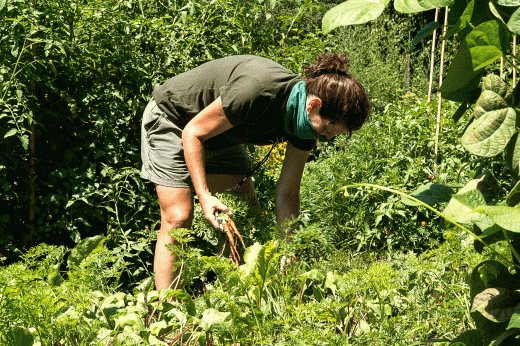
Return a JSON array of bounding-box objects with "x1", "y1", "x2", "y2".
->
[
  {"x1": 206, "y1": 174, "x2": 259, "y2": 208},
  {"x1": 154, "y1": 185, "x2": 194, "y2": 290}
]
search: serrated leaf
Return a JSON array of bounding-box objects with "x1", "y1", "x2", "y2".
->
[
  {"x1": 449, "y1": 329, "x2": 483, "y2": 346},
  {"x1": 68, "y1": 235, "x2": 107, "y2": 268},
  {"x1": 322, "y1": 0, "x2": 391, "y2": 34},
  {"x1": 473, "y1": 206, "x2": 520, "y2": 232},
  {"x1": 410, "y1": 21, "x2": 440, "y2": 51},
  {"x1": 401, "y1": 183, "x2": 455, "y2": 206},
  {"x1": 394, "y1": 0, "x2": 455, "y2": 13},
  {"x1": 471, "y1": 287, "x2": 520, "y2": 323}
]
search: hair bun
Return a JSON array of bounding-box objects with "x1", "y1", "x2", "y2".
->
[{"x1": 303, "y1": 53, "x2": 350, "y2": 79}]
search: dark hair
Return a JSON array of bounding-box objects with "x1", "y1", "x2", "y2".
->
[{"x1": 303, "y1": 53, "x2": 371, "y2": 137}]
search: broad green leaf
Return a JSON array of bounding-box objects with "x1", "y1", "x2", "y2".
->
[
  {"x1": 0, "y1": 0, "x2": 6, "y2": 12},
  {"x1": 461, "y1": 108, "x2": 516, "y2": 157},
  {"x1": 471, "y1": 287, "x2": 520, "y2": 323},
  {"x1": 114, "y1": 312, "x2": 146, "y2": 331},
  {"x1": 466, "y1": 20, "x2": 509, "y2": 71},
  {"x1": 507, "y1": 7, "x2": 520, "y2": 34},
  {"x1": 441, "y1": 20, "x2": 509, "y2": 100},
  {"x1": 506, "y1": 180, "x2": 520, "y2": 207},
  {"x1": 241, "y1": 242, "x2": 263, "y2": 276},
  {"x1": 322, "y1": 0, "x2": 391, "y2": 34},
  {"x1": 401, "y1": 183, "x2": 455, "y2": 206},
  {"x1": 473, "y1": 206, "x2": 520, "y2": 232},
  {"x1": 67, "y1": 235, "x2": 107, "y2": 268},
  {"x1": 200, "y1": 308, "x2": 231, "y2": 333},
  {"x1": 444, "y1": 0, "x2": 487, "y2": 40},
  {"x1": 170, "y1": 289, "x2": 196, "y2": 316},
  {"x1": 470, "y1": 260, "x2": 515, "y2": 301},
  {"x1": 394, "y1": 0, "x2": 455, "y2": 13},
  {"x1": 449, "y1": 330, "x2": 483, "y2": 346},
  {"x1": 491, "y1": 329, "x2": 519, "y2": 345},
  {"x1": 443, "y1": 187, "x2": 491, "y2": 229},
  {"x1": 507, "y1": 303, "x2": 520, "y2": 329},
  {"x1": 473, "y1": 224, "x2": 506, "y2": 253},
  {"x1": 499, "y1": 0, "x2": 520, "y2": 6},
  {"x1": 410, "y1": 21, "x2": 440, "y2": 51},
  {"x1": 505, "y1": 132, "x2": 520, "y2": 176},
  {"x1": 299, "y1": 269, "x2": 325, "y2": 284}
]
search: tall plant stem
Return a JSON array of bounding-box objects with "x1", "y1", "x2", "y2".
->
[
  {"x1": 434, "y1": 7, "x2": 449, "y2": 174},
  {"x1": 29, "y1": 0, "x2": 36, "y2": 242},
  {"x1": 427, "y1": 8, "x2": 439, "y2": 103},
  {"x1": 514, "y1": 36, "x2": 517, "y2": 86}
]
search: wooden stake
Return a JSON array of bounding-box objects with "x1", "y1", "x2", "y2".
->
[
  {"x1": 434, "y1": 7, "x2": 449, "y2": 173},
  {"x1": 427, "y1": 8, "x2": 439, "y2": 103},
  {"x1": 514, "y1": 36, "x2": 517, "y2": 86}
]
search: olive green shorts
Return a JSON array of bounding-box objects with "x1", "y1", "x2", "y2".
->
[{"x1": 140, "y1": 99, "x2": 253, "y2": 188}]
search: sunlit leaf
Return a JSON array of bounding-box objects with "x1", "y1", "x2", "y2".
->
[
  {"x1": 394, "y1": 0, "x2": 455, "y2": 13},
  {"x1": 499, "y1": 0, "x2": 520, "y2": 6},
  {"x1": 200, "y1": 308, "x2": 232, "y2": 333},
  {"x1": 506, "y1": 180, "x2": 520, "y2": 207},
  {"x1": 506, "y1": 132, "x2": 520, "y2": 176},
  {"x1": 469, "y1": 260, "x2": 515, "y2": 301},
  {"x1": 507, "y1": 7, "x2": 520, "y2": 34},
  {"x1": 473, "y1": 206, "x2": 520, "y2": 232},
  {"x1": 322, "y1": 0, "x2": 391, "y2": 34},
  {"x1": 67, "y1": 235, "x2": 107, "y2": 268}
]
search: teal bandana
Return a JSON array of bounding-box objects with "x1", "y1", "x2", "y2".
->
[{"x1": 284, "y1": 81, "x2": 317, "y2": 140}]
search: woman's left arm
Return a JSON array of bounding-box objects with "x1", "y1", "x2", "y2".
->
[{"x1": 275, "y1": 142, "x2": 311, "y2": 232}]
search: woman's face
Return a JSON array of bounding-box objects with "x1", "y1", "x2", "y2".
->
[{"x1": 307, "y1": 96, "x2": 348, "y2": 141}]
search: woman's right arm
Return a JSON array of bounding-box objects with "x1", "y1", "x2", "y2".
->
[{"x1": 182, "y1": 96, "x2": 234, "y2": 229}]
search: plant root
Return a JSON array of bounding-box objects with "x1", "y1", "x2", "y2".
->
[{"x1": 222, "y1": 217, "x2": 245, "y2": 266}]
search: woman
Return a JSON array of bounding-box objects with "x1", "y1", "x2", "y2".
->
[{"x1": 140, "y1": 53, "x2": 370, "y2": 290}]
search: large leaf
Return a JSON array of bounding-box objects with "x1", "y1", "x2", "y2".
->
[
  {"x1": 322, "y1": 0, "x2": 391, "y2": 34},
  {"x1": 507, "y1": 7, "x2": 520, "y2": 34},
  {"x1": 67, "y1": 235, "x2": 107, "y2": 268},
  {"x1": 473, "y1": 224, "x2": 506, "y2": 254},
  {"x1": 444, "y1": 0, "x2": 490, "y2": 40},
  {"x1": 401, "y1": 183, "x2": 455, "y2": 206},
  {"x1": 10, "y1": 327, "x2": 34, "y2": 346},
  {"x1": 394, "y1": 0, "x2": 455, "y2": 13},
  {"x1": 410, "y1": 21, "x2": 440, "y2": 51},
  {"x1": 473, "y1": 206, "x2": 520, "y2": 232},
  {"x1": 507, "y1": 303, "x2": 520, "y2": 329},
  {"x1": 505, "y1": 132, "x2": 520, "y2": 176},
  {"x1": 469, "y1": 260, "x2": 515, "y2": 302},
  {"x1": 441, "y1": 20, "x2": 509, "y2": 100},
  {"x1": 471, "y1": 287, "x2": 520, "y2": 323},
  {"x1": 449, "y1": 330, "x2": 483, "y2": 346}
]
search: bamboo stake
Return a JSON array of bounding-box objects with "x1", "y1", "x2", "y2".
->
[
  {"x1": 29, "y1": 0, "x2": 36, "y2": 242},
  {"x1": 434, "y1": 7, "x2": 449, "y2": 173},
  {"x1": 427, "y1": 8, "x2": 440, "y2": 103},
  {"x1": 514, "y1": 36, "x2": 517, "y2": 86}
]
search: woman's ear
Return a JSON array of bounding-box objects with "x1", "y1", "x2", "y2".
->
[{"x1": 306, "y1": 96, "x2": 322, "y2": 113}]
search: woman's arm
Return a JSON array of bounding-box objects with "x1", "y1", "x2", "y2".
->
[
  {"x1": 182, "y1": 96, "x2": 234, "y2": 228},
  {"x1": 275, "y1": 142, "x2": 311, "y2": 234}
]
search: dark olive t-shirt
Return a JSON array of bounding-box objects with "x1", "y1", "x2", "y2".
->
[{"x1": 153, "y1": 55, "x2": 316, "y2": 151}]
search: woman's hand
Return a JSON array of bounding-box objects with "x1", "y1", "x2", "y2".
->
[{"x1": 199, "y1": 193, "x2": 232, "y2": 229}]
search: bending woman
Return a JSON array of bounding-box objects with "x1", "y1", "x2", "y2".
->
[{"x1": 140, "y1": 53, "x2": 371, "y2": 290}]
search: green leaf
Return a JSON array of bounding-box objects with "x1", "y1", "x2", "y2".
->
[
  {"x1": 0, "y1": 0, "x2": 6, "y2": 12},
  {"x1": 441, "y1": 20, "x2": 509, "y2": 100},
  {"x1": 506, "y1": 180, "x2": 520, "y2": 207},
  {"x1": 401, "y1": 183, "x2": 455, "y2": 206},
  {"x1": 507, "y1": 303, "x2": 520, "y2": 329},
  {"x1": 114, "y1": 312, "x2": 145, "y2": 331},
  {"x1": 461, "y1": 108, "x2": 516, "y2": 157},
  {"x1": 469, "y1": 260, "x2": 515, "y2": 301},
  {"x1": 449, "y1": 330, "x2": 483, "y2": 346},
  {"x1": 506, "y1": 132, "x2": 520, "y2": 176},
  {"x1": 200, "y1": 308, "x2": 231, "y2": 333},
  {"x1": 507, "y1": 7, "x2": 520, "y2": 34},
  {"x1": 410, "y1": 21, "x2": 440, "y2": 51},
  {"x1": 322, "y1": 0, "x2": 391, "y2": 34},
  {"x1": 170, "y1": 289, "x2": 196, "y2": 316},
  {"x1": 394, "y1": 0, "x2": 454, "y2": 13},
  {"x1": 4, "y1": 128, "x2": 16, "y2": 138},
  {"x1": 473, "y1": 206, "x2": 520, "y2": 232},
  {"x1": 499, "y1": 0, "x2": 520, "y2": 6},
  {"x1": 473, "y1": 224, "x2": 506, "y2": 253},
  {"x1": 471, "y1": 287, "x2": 520, "y2": 323},
  {"x1": 67, "y1": 235, "x2": 107, "y2": 268}
]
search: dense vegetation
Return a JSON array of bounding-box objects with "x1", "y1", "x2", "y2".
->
[{"x1": 2, "y1": 0, "x2": 519, "y2": 345}]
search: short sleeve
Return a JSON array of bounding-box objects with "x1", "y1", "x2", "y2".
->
[
  {"x1": 219, "y1": 75, "x2": 274, "y2": 126},
  {"x1": 287, "y1": 135, "x2": 316, "y2": 151}
]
